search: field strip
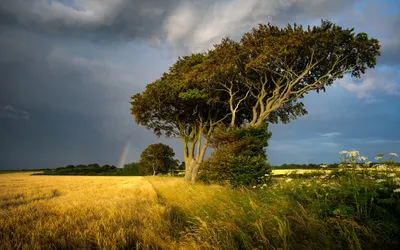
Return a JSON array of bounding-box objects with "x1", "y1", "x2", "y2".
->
[{"x1": 272, "y1": 168, "x2": 400, "y2": 176}]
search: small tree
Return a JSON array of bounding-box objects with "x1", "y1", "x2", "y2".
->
[{"x1": 139, "y1": 143, "x2": 177, "y2": 176}]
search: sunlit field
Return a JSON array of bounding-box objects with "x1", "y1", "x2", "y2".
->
[
  {"x1": 0, "y1": 173, "x2": 177, "y2": 249},
  {"x1": 1, "y1": 163, "x2": 400, "y2": 250}
]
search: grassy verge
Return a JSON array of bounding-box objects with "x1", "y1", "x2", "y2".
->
[{"x1": 147, "y1": 168, "x2": 400, "y2": 250}]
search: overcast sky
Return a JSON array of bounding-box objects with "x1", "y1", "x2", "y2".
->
[{"x1": 1, "y1": 0, "x2": 399, "y2": 169}]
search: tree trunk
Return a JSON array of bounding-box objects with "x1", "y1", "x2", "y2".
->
[
  {"x1": 181, "y1": 129, "x2": 210, "y2": 183},
  {"x1": 184, "y1": 158, "x2": 194, "y2": 181},
  {"x1": 190, "y1": 161, "x2": 200, "y2": 183},
  {"x1": 190, "y1": 140, "x2": 209, "y2": 183}
]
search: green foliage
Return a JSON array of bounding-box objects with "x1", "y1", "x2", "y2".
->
[
  {"x1": 230, "y1": 155, "x2": 271, "y2": 186},
  {"x1": 123, "y1": 162, "x2": 140, "y2": 176},
  {"x1": 199, "y1": 123, "x2": 272, "y2": 186},
  {"x1": 139, "y1": 143, "x2": 177, "y2": 176},
  {"x1": 37, "y1": 164, "x2": 129, "y2": 176},
  {"x1": 130, "y1": 53, "x2": 214, "y2": 139}
]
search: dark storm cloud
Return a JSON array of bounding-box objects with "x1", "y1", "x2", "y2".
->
[
  {"x1": 0, "y1": 0, "x2": 180, "y2": 42},
  {"x1": 0, "y1": 105, "x2": 29, "y2": 120},
  {"x1": 379, "y1": 15, "x2": 400, "y2": 65},
  {"x1": 1, "y1": 0, "x2": 398, "y2": 65},
  {"x1": 1, "y1": 0, "x2": 399, "y2": 169},
  {"x1": 162, "y1": 0, "x2": 357, "y2": 54},
  {"x1": 0, "y1": 28, "x2": 167, "y2": 169},
  {"x1": 328, "y1": 0, "x2": 400, "y2": 66}
]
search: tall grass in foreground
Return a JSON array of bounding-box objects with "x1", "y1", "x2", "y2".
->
[
  {"x1": 1, "y1": 157, "x2": 399, "y2": 249},
  {"x1": 148, "y1": 159, "x2": 400, "y2": 250}
]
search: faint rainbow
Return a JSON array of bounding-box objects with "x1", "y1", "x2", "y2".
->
[{"x1": 117, "y1": 142, "x2": 130, "y2": 169}]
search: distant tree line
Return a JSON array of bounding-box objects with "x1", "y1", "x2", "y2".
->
[
  {"x1": 36, "y1": 143, "x2": 181, "y2": 176},
  {"x1": 37, "y1": 164, "x2": 133, "y2": 176}
]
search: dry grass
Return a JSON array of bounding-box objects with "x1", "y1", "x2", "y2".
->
[
  {"x1": 2, "y1": 171, "x2": 398, "y2": 250},
  {"x1": 0, "y1": 173, "x2": 179, "y2": 249},
  {"x1": 147, "y1": 176, "x2": 291, "y2": 249}
]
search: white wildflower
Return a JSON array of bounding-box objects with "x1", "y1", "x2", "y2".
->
[
  {"x1": 338, "y1": 169, "x2": 343, "y2": 172},
  {"x1": 298, "y1": 171, "x2": 304, "y2": 175},
  {"x1": 320, "y1": 164, "x2": 328, "y2": 168},
  {"x1": 393, "y1": 177, "x2": 400, "y2": 184},
  {"x1": 260, "y1": 186, "x2": 264, "y2": 189},
  {"x1": 394, "y1": 188, "x2": 400, "y2": 193},
  {"x1": 358, "y1": 156, "x2": 367, "y2": 161},
  {"x1": 253, "y1": 186, "x2": 257, "y2": 189},
  {"x1": 375, "y1": 156, "x2": 383, "y2": 161},
  {"x1": 263, "y1": 183, "x2": 267, "y2": 187},
  {"x1": 339, "y1": 151, "x2": 348, "y2": 154},
  {"x1": 265, "y1": 174, "x2": 269, "y2": 176},
  {"x1": 320, "y1": 175, "x2": 327, "y2": 179},
  {"x1": 347, "y1": 150, "x2": 359, "y2": 157},
  {"x1": 387, "y1": 173, "x2": 396, "y2": 178},
  {"x1": 389, "y1": 153, "x2": 399, "y2": 157},
  {"x1": 375, "y1": 179, "x2": 385, "y2": 183},
  {"x1": 331, "y1": 175, "x2": 336, "y2": 178},
  {"x1": 285, "y1": 178, "x2": 293, "y2": 183}
]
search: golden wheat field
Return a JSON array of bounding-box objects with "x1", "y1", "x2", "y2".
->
[
  {"x1": 2, "y1": 169, "x2": 399, "y2": 250},
  {"x1": 0, "y1": 173, "x2": 181, "y2": 249}
]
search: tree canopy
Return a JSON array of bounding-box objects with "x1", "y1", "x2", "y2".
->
[
  {"x1": 130, "y1": 20, "x2": 380, "y2": 183},
  {"x1": 138, "y1": 143, "x2": 177, "y2": 176}
]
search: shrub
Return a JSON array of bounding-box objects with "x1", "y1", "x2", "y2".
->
[
  {"x1": 231, "y1": 155, "x2": 271, "y2": 186},
  {"x1": 199, "y1": 123, "x2": 272, "y2": 187}
]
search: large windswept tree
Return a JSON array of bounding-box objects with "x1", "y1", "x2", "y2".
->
[
  {"x1": 131, "y1": 54, "x2": 231, "y2": 182},
  {"x1": 191, "y1": 21, "x2": 380, "y2": 128},
  {"x1": 131, "y1": 21, "x2": 380, "y2": 183}
]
